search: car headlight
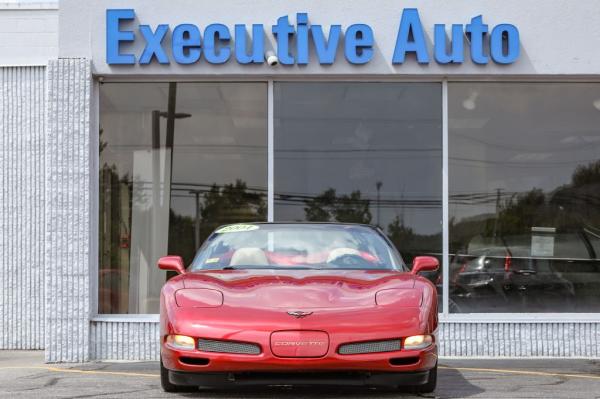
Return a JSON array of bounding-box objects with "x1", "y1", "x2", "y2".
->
[
  {"x1": 403, "y1": 334, "x2": 433, "y2": 350},
  {"x1": 166, "y1": 335, "x2": 195, "y2": 350},
  {"x1": 175, "y1": 288, "x2": 223, "y2": 308}
]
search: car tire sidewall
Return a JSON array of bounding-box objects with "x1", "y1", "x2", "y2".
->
[
  {"x1": 160, "y1": 357, "x2": 178, "y2": 392},
  {"x1": 417, "y1": 362, "x2": 438, "y2": 393},
  {"x1": 160, "y1": 357, "x2": 199, "y2": 392}
]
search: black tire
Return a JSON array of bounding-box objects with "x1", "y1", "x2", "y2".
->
[
  {"x1": 415, "y1": 363, "x2": 437, "y2": 394},
  {"x1": 160, "y1": 357, "x2": 197, "y2": 393}
]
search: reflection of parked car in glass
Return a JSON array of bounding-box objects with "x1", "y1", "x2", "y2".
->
[{"x1": 450, "y1": 229, "x2": 600, "y2": 312}]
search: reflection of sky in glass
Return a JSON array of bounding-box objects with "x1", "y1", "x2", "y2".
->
[
  {"x1": 274, "y1": 82, "x2": 443, "y2": 237},
  {"x1": 449, "y1": 83, "x2": 600, "y2": 224},
  {"x1": 100, "y1": 82, "x2": 268, "y2": 219}
]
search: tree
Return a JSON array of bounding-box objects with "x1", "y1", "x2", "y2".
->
[
  {"x1": 572, "y1": 160, "x2": 600, "y2": 187},
  {"x1": 168, "y1": 179, "x2": 267, "y2": 265},
  {"x1": 494, "y1": 188, "x2": 547, "y2": 236},
  {"x1": 199, "y1": 180, "x2": 266, "y2": 236},
  {"x1": 304, "y1": 188, "x2": 372, "y2": 224},
  {"x1": 387, "y1": 216, "x2": 442, "y2": 263},
  {"x1": 449, "y1": 159, "x2": 600, "y2": 253}
]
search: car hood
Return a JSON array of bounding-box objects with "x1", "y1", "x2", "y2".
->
[{"x1": 182, "y1": 269, "x2": 416, "y2": 309}]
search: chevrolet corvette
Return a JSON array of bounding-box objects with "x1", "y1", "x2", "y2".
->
[{"x1": 159, "y1": 222, "x2": 439, "y2": 392}]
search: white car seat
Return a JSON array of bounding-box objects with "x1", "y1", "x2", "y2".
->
[{"x1": 230, "y1": 247, "x2": 269, "y2": 266}]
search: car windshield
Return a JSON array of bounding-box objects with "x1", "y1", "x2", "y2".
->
[{"x1": 189, "y1": 223, "x2": 405, "y2": 271}]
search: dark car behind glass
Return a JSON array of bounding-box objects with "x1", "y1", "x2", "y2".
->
[{"x1": 449, "y1": 229, "x2": 600, "y2": 312}]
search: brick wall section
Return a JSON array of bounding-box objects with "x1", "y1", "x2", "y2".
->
[
  {"x1": 0, "y1": 66, "x2": 46, "y2": 350},
  {"x1": 45, "y1": 58, "x2": 92, "y2": 362}
]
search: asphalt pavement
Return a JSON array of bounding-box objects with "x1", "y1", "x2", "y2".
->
[{"x1": 1, "y1": 351, "x2": 600, "y2": 398}]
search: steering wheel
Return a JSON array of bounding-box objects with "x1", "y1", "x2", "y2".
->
[{"x1": 327, "y1": 253, "x2": 372, "y2": 268}]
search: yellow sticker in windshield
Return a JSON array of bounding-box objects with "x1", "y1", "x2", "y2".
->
[
  {"x1": 215, "y1": 224, "x2": 259, "y2": 234},
  {"x1": 205, "y1": 257, "x2": 220, "y2": 264}
]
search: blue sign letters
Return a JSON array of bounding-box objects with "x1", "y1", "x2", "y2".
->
[
  {"x1": 106, "y1": 9, "x2": 136, "y2": 64},
  {"x1": 105, "y1": 9, "x2": 520, "y2": 66}
]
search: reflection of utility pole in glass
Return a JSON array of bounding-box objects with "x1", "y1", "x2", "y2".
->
[
  {"x1": 153, "y1": 83, "x2": 191, "y2": 214},
  {"x1": 492, "y1": 188, "x2": 502, "y2": 239},
  {"x1": 376, "y1": 181, "x2": 382, "y2": 227},
  {"x1": 150, "y1": 83, "x2": 191, "y2": 283},
  {"x1": 189, "y1": 190, "x2": 202, "y2": 250},
  {"x1": 151, "y1": 83, "x2": 192, "y2": 193},
  {"x1": 157, "y1": 82, "x2": 192, "y2": 208},
  {"x1": 130, "y1": 84, "x2": 193, "y2": 313},
  {"x1": 151, "y1": 82, "x2": 192, "y2": 238}
]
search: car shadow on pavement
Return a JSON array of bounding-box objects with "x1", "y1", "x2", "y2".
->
[
  {"x1": 436, "y1": 366, "x2": 486, "y2": 398},
  {"x1": 167, "y1": 367, "x2": 485, "y2": 399}
]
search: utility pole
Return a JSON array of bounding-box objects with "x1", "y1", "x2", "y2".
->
[
  {"x1": 492, "y1": 188, "x2": 502, "y2": 238},
  {"x1": 189, "y1": 190, "x2": 202, "y2": 250},
  {"x1": 376, "y1": 181, "x2": 382, "y2": 227}
]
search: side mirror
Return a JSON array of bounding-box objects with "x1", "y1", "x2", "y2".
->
[
  {"x1": 411, "y1": 256, "x2": 439, "y2": 275},
  {"x1": 158, "y1": 256, "x2": 186, "y2": 275}
]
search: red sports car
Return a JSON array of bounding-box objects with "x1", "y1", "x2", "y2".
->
[{"x1": 159, "y1": 223, "x2": 439, "y2": 393}]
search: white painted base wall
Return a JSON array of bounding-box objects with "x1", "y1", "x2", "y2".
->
[{"x1": 89, "y1": 320, "x2": 600, "y2": 360}]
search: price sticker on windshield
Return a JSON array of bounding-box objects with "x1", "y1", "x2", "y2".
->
[{"x1": 216, "y1": 224, "x2": 259, "y2": 234}]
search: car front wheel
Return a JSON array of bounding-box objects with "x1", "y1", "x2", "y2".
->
[
  {"x1": 160, "y1": 357, "x2": 197, "y2": 393},
  {"x1": 414, "y1": 363, "x2": 437, "y2": 393}
]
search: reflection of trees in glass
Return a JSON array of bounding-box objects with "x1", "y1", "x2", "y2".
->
[
  {"x1": 387, "y1": 216, "x2": 441, "y2": 263},
  {"x1": 450, "y1": 159, "x2": 600, "y2": 253},
  {"x1": 494, "y1": 189, "x2": 547, "y2": 236},
  {"x1": 495, "y1": 160, "x2": 600, "y2": 236},
  {"x1": 98, "y1": 128, "x2": 131, "y2": 314},
  {"x1": 572, "y1": 160, "x2": 600, "y2": 187},
  {"x1": 304, "y1": 188, "x2": 372, "y2": 224},
  {"x1": 167, "y1": 179, "x2": 267, "y2": 265},
  {"x1": 552, "y1": 160, "x2": 600, "y2": 231},
  {"x1": 302, "y1": 188, "x2": 442, "y2": 261},
  {"x1": 167, "y1": 210, "x2": 195, "y2": 265}
]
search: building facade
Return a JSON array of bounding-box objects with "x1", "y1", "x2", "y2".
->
[{"x1": 1, "y1": 0, "x2": 600, "y2": 362}]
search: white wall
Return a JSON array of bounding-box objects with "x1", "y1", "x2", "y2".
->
[
  {"x1": 59, "y1": 0, "x2": 600, "y2": 76},
  {"x1": 0, "y1": 66, "x2": 46, "y2": 350},
  {"x1": 0, "y1": 3, "x2": 57, "y2": 66}
]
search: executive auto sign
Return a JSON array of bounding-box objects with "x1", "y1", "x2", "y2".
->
[{"x1": 106, "y1": 8, "x2": 519, "y2": 66}]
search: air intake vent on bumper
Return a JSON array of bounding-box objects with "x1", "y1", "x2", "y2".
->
[
  {"x1": 197, "y1": 339, "x2": 261, "y2": 355},
  {"x1": 338, "y1": 339, "x2": 401, "y2": 355}
]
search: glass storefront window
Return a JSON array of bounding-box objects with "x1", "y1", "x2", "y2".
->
[
  {"x1": 449, "y1": 83, "x2": 600, "y2": 313},
  {"x1": 99, "y1": 80, "x2": 600, "y2": 316},
  {"x1": 274, "y1": 82, "x2": 443, "y2": 291},
  {"x1": 99, "y1": 82, "x2": 267, "y2": 313}
]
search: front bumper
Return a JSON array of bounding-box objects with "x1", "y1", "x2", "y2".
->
[
  {"x1": 162, "y1": 339, "x2": 437, "y2": 376},
  {"x1": 168, "y1": 369, "x2": 430, "y2": 388}
]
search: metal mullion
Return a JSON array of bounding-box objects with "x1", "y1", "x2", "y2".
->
[
  {"x1": 442, "y1": 79, "x2": 449, "y2": 316},
  {"x1": 267, "y1": 80, "x2": 274, "y2": 222}
]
